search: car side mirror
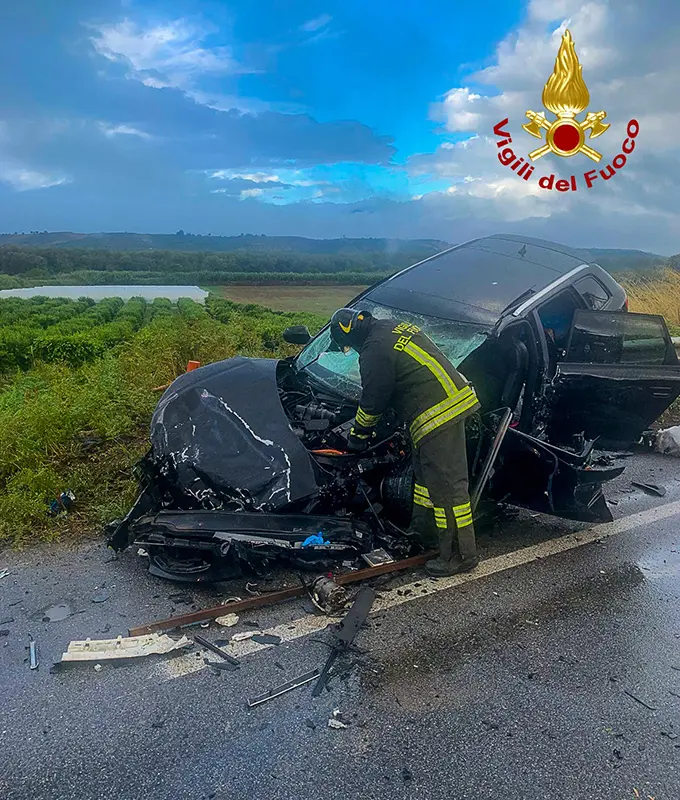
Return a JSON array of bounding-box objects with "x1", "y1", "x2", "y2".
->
[{"x1": 283, "y1": 325, "x2": 311, "y2": 345}]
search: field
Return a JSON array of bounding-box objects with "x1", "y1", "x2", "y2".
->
[
  {"x1": 0, "y1": 294, "x2": 325, "y2": 545},
  {"x1": 622, "y1": 269, "x2": 680, "y2": 332},
  {"x1": 208, "y1": 283, "x2": 369, "y2": 316}
]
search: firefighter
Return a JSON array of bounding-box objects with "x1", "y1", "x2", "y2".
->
[{"x1": 329, "y1": 307, "x2": 480, "y2": 576}]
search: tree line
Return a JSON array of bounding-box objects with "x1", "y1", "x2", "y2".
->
[{"x1": 0, "y1": 245, "x2": 404, "y2": 279}]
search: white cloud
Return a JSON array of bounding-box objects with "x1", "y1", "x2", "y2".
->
[
  {"x1": 240, "y1": 187, "x2": 264, "y2": 198},
  {"x1": 0, "y1": 165, "x2": 70, "y2": 191},
  {"x1": 211, "y1": 170, "x2": 282, "y2": 183},
  {"x1": 89, "y1": 18, "x2": 248, "y2": 99},
  {"x1": 408, "y1": 0, "x2": 680, "y2": 251},
  {"x1": 301, "y1": 14, "x2": 332, "y2": 33},
  {"x1": 98, "y1": 122, "x2": 153, "y2": 140}
]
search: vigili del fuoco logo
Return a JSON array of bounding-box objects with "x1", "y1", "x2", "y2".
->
[{"x1": 492, "y1": 29, "x2": 639, "y2": 191}]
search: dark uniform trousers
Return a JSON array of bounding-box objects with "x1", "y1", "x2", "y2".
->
[{"x1": 411, "y1": 419, "x2": 476, "y2": 560}]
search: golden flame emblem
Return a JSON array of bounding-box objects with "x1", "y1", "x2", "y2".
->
[{"x1": 523, "y1": 30, "x2": 609, "y2": 161}]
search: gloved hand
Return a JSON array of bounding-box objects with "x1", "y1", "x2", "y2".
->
[{"x1": 346, "y1": 428, "x2": 370, "y2": 452}]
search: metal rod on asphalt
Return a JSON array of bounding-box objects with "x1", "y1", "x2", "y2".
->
[{"x1": 129, "y1": 552, "x2": 436, "y2": 637}]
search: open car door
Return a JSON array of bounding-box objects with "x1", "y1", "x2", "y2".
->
[{"x1": 547, "y1": 310, "x2": 680, "y2": 446}]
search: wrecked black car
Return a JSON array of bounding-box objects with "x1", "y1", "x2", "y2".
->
[{"x1": 110, "y1": 234, "x2": 680, "y2": 582}]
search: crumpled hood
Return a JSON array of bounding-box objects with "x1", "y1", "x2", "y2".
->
[{"x1": 150, "y1": 357, "x2": 318, "y2": 510}]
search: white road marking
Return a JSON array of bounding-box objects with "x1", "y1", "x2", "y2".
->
[{"x1": 158, "y1": 498, "x2": 680, "y2": 681}]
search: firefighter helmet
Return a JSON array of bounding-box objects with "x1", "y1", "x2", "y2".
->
[{"x1": 329, "y1": 307, "x2": 372, "y2": 352}]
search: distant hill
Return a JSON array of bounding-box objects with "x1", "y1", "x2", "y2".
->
[
  {"x1": 0, "y1": 231, "x2": 671, "y2": 275},
  {"x1": 585, "y1": 248, "x2": 668, "y2": 273},
  {"x1": 0, "y1": 231, "x2": 449, "y2": 259}
]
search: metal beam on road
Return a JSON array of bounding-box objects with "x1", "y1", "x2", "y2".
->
[{"x1": 129, "y1": 552, "x2": 436, "y2": 637}]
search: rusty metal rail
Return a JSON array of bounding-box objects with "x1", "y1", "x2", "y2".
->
[{"x1": 129, "y1": 552, "x2": 434, "y2": 637}]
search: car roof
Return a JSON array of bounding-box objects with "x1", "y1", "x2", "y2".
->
[{"x1": 363, "y1": 234, "x2": 600, "y2": 328}]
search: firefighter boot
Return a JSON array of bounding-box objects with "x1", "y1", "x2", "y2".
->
[
  {"x1": 406, "y1": 505, "x2": 438, "y2": 550},
  {"x1": 425, "y1": 525, "x2": 479, "y2": 577},
  {"x1": 424, "y1": 528, "x2": 456, "y2": 576}
]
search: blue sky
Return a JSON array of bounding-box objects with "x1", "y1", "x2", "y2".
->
[{"x1": 0, "y1": 0, "x2": 677, "y2": 252}]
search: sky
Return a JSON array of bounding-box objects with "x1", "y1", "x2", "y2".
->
[{"x1": 0, "y1": 0, "x2": 678, "y2": 253}]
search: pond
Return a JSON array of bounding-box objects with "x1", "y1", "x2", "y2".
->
[{"x1": 0, "y1": 285, "x2": 208, "y2": 302}]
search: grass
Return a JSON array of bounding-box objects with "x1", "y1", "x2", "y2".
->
[
  {"x1": 206, "y1": 284, "x2": 369, "y2": 316},
  {"x1": 621, "y1": 269, "x2": 680, "y2": 334},
  {"x1": 0, "y1": 298, "x2": 325, "y2": 546}
]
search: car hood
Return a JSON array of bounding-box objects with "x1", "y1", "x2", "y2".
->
[{"x1": 150, "y1": 357, "x2": 318, "y2": 510}]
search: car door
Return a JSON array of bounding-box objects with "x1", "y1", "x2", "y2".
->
[{"x1": 547, "y1": 309, "x2": 680, "y2": 445}]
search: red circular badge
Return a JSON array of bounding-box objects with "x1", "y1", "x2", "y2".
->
[{"x1": 552, "y1": 122, "x2": 581, "y2": 153}]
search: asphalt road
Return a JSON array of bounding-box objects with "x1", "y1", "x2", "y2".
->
[{"x1": 1, "y1": 451, "x2": 679, "y2": 800}]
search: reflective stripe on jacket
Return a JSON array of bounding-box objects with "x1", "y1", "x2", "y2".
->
[{"x1": 353, "y1": 318, "x2": 480, "y2": 447}]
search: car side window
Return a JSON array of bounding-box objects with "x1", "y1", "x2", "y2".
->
[
  {"x1": 537, "y1": 289, "x2": 584, "y2": 352},
  {"x1": 574, "y1": 276, "x2": 611, "y2": 310}
]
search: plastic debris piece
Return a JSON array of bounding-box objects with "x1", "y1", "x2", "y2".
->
[
  {"x1": 42, "y1": 603, "x2": 71, "y2": 622},
  {"x1": 92, "y1": 589, "x2": 111, "y2": 604},
  {"x1": 48, "y1": 490, "x2": 75, "y2": 517},
  {"x1": 137, "y1": 548, "x2": 148, "y2": 557},
  {"x1": 361, "y1": 548, "x2": 394, "y2": 568},
  {"x1": 328, "y1": 718, "x2": 347, "y2": 729},
  {"x1": 94, "y1": 664, "x2": 102, "y2": 672},
  {"x1": 245, "y1": 582, "x2": 260, "y2": 596},
  {"x1": 59, "y1": 633, "x2": 191, "y2": 663},
  {"x1": 0, "y1": 568, "x2": 9, "y2": 579},
  {"x1": 631, "y1": 481, "x2": 666, "y2": 498},
  {"x1": 29, "y1": 636, "x2": 38, "y2": 670},
  {"x1": 302, "y1": 533, "x2": 329, "y2": 547},
  {"x1": 215, "y1": 613, "x2": 239, "y2": 627},
  {"x1": 251, "y1": 633, "x2": 282, "y2": 646},
  {"x1": 656, "y1": 425, "x2": 680, "y2": 456},
  {"x1": 232, "y1": 631, "x2": 257, "y2": 642}
]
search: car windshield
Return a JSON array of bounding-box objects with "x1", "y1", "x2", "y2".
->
[{"x1": 296, "y1": 300, "x2": 488, "y2": 399}]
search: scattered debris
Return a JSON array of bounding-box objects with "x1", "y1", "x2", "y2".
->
[
  {"x1": 661, "y1": 731, "x2": 678, "y2": 740},
  {"x1": 193, "y1": 634, "x2": 240, "y2": 666},
  {"x1": 94, "y1": 664, "x2": 103, "y2": 672},
  {"x1": 247, "y1": 669, "x2": 321, "y2": 708},
  {"x1": 48, "y1": 490, "x2": 75, "y2": 517},
  {"x1": 58, "y1": 633, "x2": 191, "y2": 663},
  {"x1": 251, "y1": 633, "x2": 282, "y2": 646},
  {"x1": 245, "y1": 582, "x2": 260, "y2": 596},
  {"x1": 137, "y1": 548, "x2": 148, "y2": 557},
  {"x1": 623, "y1": 689, "x2": 657, "y2": 711},
  {"x1": 205, "y1": 659, "x2": 239, "y2": 673},
  {"x1": 401, "y1": 767, "x2": 413, "y2": 783},
  {"x1": 215, "y1": 613, "x2": 239, "y2": 628},
  {"x1": 28, "y1": 636, "x2": 38, "y2": 670},
  {"x1": 656, "y1": 425, "x2": 680, "y2": 457},
  {"x1": 232, "y1": 631, "x2": 256, "y2": 642},
  {"x1": 0, "y1": 630, "x2": 9, "y2": 637},
  {"x1": 305, "y1": 719, "x2": 317, "y2": 730},
  {"x1": 362, "y1": 548, "x2": 395, "y2": 568},
  {"x1": 129, "y1": 553, "x2": 432, "y2": 636},
  {"x1": 631, "y1": 482, "x2": 666, "y2": 498},
  {"x1": 312, "y1": 587, "x2": 375, "y2": 697},
  {"x1": 91, "y1": 589, "x2": 111, "y2": 604},
  {"x1": 310, "y1": 575, "x2": 348, "y2": 615},
  {"x1": 42, "y1": 603, "x2": 71, "y2": 623},
  {"x1": 327, "y1": 709, "x2": 347, "y2": 729},
  {"x1": 0, "y1": 568, "x2": 9, "y2": 579}
]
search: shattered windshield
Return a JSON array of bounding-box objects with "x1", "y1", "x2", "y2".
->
[{"x1": 296, "y1": 301, "x2": 487, "y2": 399}]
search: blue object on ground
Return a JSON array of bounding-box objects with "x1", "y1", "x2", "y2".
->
[{"x1": 302, "y1": 533, "x2": 329, "y2": 547}]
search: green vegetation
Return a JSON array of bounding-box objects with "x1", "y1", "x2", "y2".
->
[
  {"x1": 0, "y1": 244, "x2": 414, "y2": 289},
  {"x1": 211, "y1": 283, "x2": 369, "y2": 316},
  {"x1": 0, "y1": 294, "x2": 325, "y2": 545}
]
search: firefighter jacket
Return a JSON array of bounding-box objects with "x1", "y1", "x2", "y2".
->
[{"x1": 351, "y1": 318, "x2": 480, "y2": 447}]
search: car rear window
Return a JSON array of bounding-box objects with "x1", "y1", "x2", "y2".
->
[
  {"x1": 566, "y1": 310, "x2": 671, "y2": 365},
  {"x1": 574, "y1": 276, "x2": 611, "y2": 310}
]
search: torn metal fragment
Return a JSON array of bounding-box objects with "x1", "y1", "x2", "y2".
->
[
  {"x1": 247, "y1": 670, "x2": 321, "y2": 708},
  {"x1": 193, "y1": 634, "x2": 240, "y2": 666},
  {"x1": 59, "y1": 633, "x2": 191, "y2": 663}
]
